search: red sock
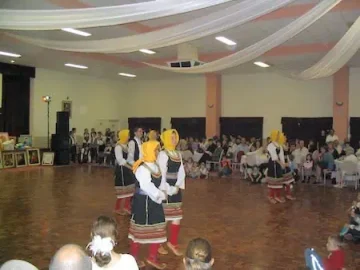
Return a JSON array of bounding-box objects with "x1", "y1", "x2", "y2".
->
[
  {"x1": 285, "y1": 185, "x2": 291, "y2": 196},
  {"x1": 275, "y1": 189, "x2": 281, "y2": 198},
  {"x1": 130, "y1": 241, "x2": 140, "y2": 259},
  {"x1": 125, "y1": 197, "x2": 131, "y2": 212},
  {"x1": 114, "y1": 198, "x2": 122, "y2": 211},
  {"x1": 148, "y1": 243, "x2": 160, "y2": 262},
  {"x1": 268, "y1": 188, "x2": 275, "y2": 198},
  {"x1": 169, "y1": 224, "x2": 180, "y2": 246}
]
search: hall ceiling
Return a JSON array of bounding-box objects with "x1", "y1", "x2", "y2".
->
[{"x1": 0, "y1": 0, "x2": 359, "y2": 80}]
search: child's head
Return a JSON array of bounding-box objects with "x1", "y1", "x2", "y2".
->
[
  {"x1": 306, "y1": 154, "x2": 312, "y2": 161},
  {"x1": 184, "y1": 238, "x2": 214, "y2": 270},
  {"x1": 88, "y1": 216, "x2": 117, "y2": 267},
  {"x1": 200, "y1": 162, "x2": 205, "y2": 169},
  {"x1": 326, "y1": 236, "x2": 344, "y2": 252},
  {"x1": 222, "y1": 156, "x2": 227, "y2": 161}
]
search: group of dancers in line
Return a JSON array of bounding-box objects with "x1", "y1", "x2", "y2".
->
[{"x1": 113, "y1": 127, "x2": 185, "y2": 269}]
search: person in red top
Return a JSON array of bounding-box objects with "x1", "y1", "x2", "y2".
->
[
  {"x1": 323, "y1": 236, "x2": 345, "y2": 270},
  {"x1": 218, "y1": 156, "x2": 232, "y2": 177}
]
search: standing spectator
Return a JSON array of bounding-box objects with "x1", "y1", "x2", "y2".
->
[
  {"x1": 69, "y1": 128, "x2": 77, "y2": 163},
  {"x1": 326, "y1": 129, "x2": 339, "y2": 144}
]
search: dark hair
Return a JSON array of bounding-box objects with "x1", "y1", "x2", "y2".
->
[
  {"x1": 90, "y1": 216, "x2": 118, "y2": 267},
  {"x1": 185, "y1": 238, "x2": 212, "y2": 270}
]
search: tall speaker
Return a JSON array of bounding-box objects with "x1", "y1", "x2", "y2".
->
[
  {"x1": 54, "y1": 150, "x2": 70, "y2": 165},
  {"x1": 56, "y1": 111, "x2": 69, "y2": 135}
]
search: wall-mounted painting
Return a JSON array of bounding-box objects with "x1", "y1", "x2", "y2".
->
[{"x1": 62, "y1": 100, "x2": 72, "y2": 118}]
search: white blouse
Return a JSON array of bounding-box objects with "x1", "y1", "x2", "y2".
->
[
  {"x1": 267, "y1": 142, "x2": 285, "y2": 163},
  {"x1": 115, "y1": 144, "x2": 127, "y2": 166},
  {"x1": 135, "y1": 162, "x2": 166, "y2": 204},
  {"x1": 91, "y1": 254, "x2": 138, "y2": 270},
  {"x1": 157, "y1": 150, "x2": 186, "y2": 191}
]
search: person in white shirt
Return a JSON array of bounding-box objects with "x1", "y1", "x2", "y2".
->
[
  {"x1": 127, "y1": 127, "x2": 143, "y2": 166},
  {"x1": 88, "y1": 216, "x2": 138, "y2": 270},
  {"x1": 114, "y1": 130, "x2": 135, "y2": 216},
  {"x1": 128, "y1": 141, "x2": 167, "y2": 269},
  {"x1": 69, "y1": 128, "x2": 77, "y2": 163},
  {"x1": 157, "y1": 129, "x2": 186, "y2": 257},
  {"x1": 292, "y1": 140, "x2": 308, "y2": 168},
  {"x1": 326, "y1": 129, "x2": 339, "y2": 143},
  {"x1": 344, "y1": 148, "x2": 358, "y2": 163}
]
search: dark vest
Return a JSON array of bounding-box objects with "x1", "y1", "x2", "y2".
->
[
  {"x1": 131, "y1": 138, "x2": 140, "y2": 162},
  {"x1": 120, "y1": 145, "x2": 128, "y2": 160}
]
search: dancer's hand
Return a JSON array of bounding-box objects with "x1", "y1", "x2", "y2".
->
[{"x1": 174, "y1": 186, "x2": 180, "y2": 194}]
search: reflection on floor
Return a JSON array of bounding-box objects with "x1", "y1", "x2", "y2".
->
[{"x1": 0, "y1": 166, "x2": 360, "y2": 269}]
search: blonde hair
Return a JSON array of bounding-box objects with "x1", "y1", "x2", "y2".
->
[
  {"x1": 328, "y1": 235, "x2": 345, "y2": 248},
  {"x1": 184, "y1": 238, "x2": 213, "y2": 270}
]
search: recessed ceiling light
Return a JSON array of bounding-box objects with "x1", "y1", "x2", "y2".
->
[
  {"x1": 215, "y1": 36, "x2": 236, "y2": 46},
  {"x1": 0, "y1": 51, "x2": 21, "y2": 58},
  {"x1": 61, "y1": 28, "x2": 91, "y2": 37},
  {"x1": 65, "y1": 63, "x2": 88, "y2": 69},
  {"x1": 139, "y1": 49, "x2": 156, "y2": 55},
  {"x1": 119, "y1": 73, "x2": 136, "y2": 78},
  {"x1": 10, "y1": 60, "x2": 15, "y2": 63},
  {"x1": 254, "y1": 61, "x2": 270, "y2": 68}
]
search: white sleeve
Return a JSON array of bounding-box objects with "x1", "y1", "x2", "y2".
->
[
  {"x1": 326, "y1": 135, "x2": 331, "y2": 143},
  {"x1": 267, "y1": 143, "x2": 278, "y2": 161},
  {"x1": 279, "y1": 146, "x2": 285, "y2": 163},
  {"x1": 135, "y1": 166, "x2": 165, "y2": 204},
  {"x1": 157, "y1": 151, "x2": 169, "y2": 191},
  {"x1": 115, "y1": 145, "x2": 126, "y2": 166},
  {"x1": 176, "y1": 153, "x2": 186, "y2": 190},
  {"x1": 127, "y1": 140, "x2": 135, "y2": 165}
]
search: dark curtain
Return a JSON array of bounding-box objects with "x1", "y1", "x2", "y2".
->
[
  {"x1": 128, "y1": 117, "x2": 161, "y2": 133},
  {"x1": 1, "y1": 75, "x2": 30, "y2": 136},
  {"x1": 350, "y1": 117, "x2": 360, "y2": 148},
  {"x1": 171, "y1": 117, "x2": 205, "y2": 139},
  {"x1": 281, "y1": 117, "x2": 333, "y2": 144},
  {"x1": 220, "y1": 117, "x2": 263, "y2": 140}
]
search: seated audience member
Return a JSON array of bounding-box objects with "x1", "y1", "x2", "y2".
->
[
  {"x1": 288, "y1": 155, "x2": 299, "y2": 182},
  {"x1": 334, "y1": 140, "x2": 345, "y2": 157},
  {"x1": 199, "y1": 139, "x2": 216, "y2": 164},
  {"x1": 307, "y1": 140, "x2": 317, "y2": 153},
  {"x1": 328, "y1": 142, "x2": 340, "y2": 160},
  {"x1": 340, "y1": 193, "x2": 360, "y2": 239},
  {"x1": 181, "y1": 145, "x2": 194, "y2": 162},
  {"x1": 87, "y1": 216, "x2": 138, "y2": 270},
  {"x1": 254, "y1": 140, "x2": 262, "y2": 151},
  {"x1": 1, "y1": 260, "x2": 38, "y2": 270},
  {"x1": 344, "y1": 140, "x2": 355, "y2": 156},
  {"x1": 49, "y1": 244, "x2": 92, "y2": 270},
  {"x1": 315, "y1": 146, "x2": 335, "y2": 184},
  {"x1": 344, "y1": 148, "x2": 357, "y2": 163},
  {"x1": 80, "y1": 143, "x2": 91, "y2": 164},
  {"x1": 189, "y1": 162, "x2": 201, "y2": 179},
  {"x1": 302, "y1": 154, "x2": 313, "y2": 183},
  {"x1": 304, "y1": 236, "x2": 345, "y2": 270},
  {"x1": 185, "y1": 158, "x2": 194, "y2": 175},
  {"x1": 191, "y1": 138, "x2": 199, "y2": 152},
  {"x1": 212, "y1": 141, "x2": 223, "y2": 162},
  {"x1": 104, "y1": 139, "x2": 113, "y2": 165},
  {"x1": 218, "y1": 156, "x2": 232, "y2": 177},
  {"x1": 97, "y1": 133, "x2": 105, "y2": 164},
  {"x1": 183, "y1": 238, "x2": 214, "y2": 270},
  {"x1": 90, "y1": 132, "x2": 98, "y2": 163},
  {"x1": 199, "y1": 163, "x2": 209, "y2": 179},
  {"x1": 248, "y1": 165, "x2": 261, "y2": 184}
]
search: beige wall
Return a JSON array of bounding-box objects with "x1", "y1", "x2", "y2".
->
[
  {"x1": 30, "y1": 68, "x2": 127, "y2": 147},
  {"x1": 349, "y1": 67, "x2": 360, "y2": 117}
]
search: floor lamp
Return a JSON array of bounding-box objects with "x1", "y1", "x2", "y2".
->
[{"x1": 42, "y1": 96, "x2": 51, "y2": 149}]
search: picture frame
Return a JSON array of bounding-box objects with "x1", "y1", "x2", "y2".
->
[
  {"x1": 15, "y1": 151, "x2": 27, "y2": 167},
  {"x1": 42, "y1": 152, "x2": 54, "y2": 166},
  {"x1": 26, "y1": 148, "x2": 41, "y2": 166},
  {"x1": 0, "y1": 132, "x2": 9, "y2": 142},
  {"x1": 9, "y1": 136, "x2": 17, "y2": 143},
  {"x1": 18, "y1": 135, "x2": 33, "y2": 147},
  {"x1": 3, "y1": 152, "x2": 15, "y2": 168},
  {"x1": 62, "y1": 100, "x2": 72, "y2": 118}
]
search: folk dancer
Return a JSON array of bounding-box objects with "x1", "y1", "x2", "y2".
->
[
  {"x1": 128, "y1": 141, "x2": 168, "y2": 269},
  {"x1": 266, "y1": 130, "x2": 295, "y2": 204},
  {"x1": 114, "y1": 130, "x2": 135, "y2": 215},
  {"x1": 157, "y1": 129, "x2": 185, "y2": 256}
]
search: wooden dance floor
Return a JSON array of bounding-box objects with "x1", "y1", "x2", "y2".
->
[{"x1": 1, "y1": 166, "x2": 360, "y2": 269}]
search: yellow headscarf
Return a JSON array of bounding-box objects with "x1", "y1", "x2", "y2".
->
[
  {"x1": 270, "y1": 130, "x2": 285, "y2": 146},
  {"x1": 161, "y1": 129, "x2": 179, "y2": 151},
  {"x1": 118, "y1": 129, "x2": 130, "y2": 145},
  {"x1": 132, "y1": 141, "x2": 160, "y2": 173},
  {"x1": 148, "y1": 130, "x2": 157, "y2": 141}
]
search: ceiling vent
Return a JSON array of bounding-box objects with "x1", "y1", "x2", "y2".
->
[{"x1": 167, "y1": 59, "x2": 205, "y2": 68}]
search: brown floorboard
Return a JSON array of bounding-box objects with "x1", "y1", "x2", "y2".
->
[{"x1": 0, "y1": 166, "x2": 360, "y2": 269}]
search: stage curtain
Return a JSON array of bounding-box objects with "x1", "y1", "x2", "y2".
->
[
  {"x1": 1, "y1": 75, "x2": 30, "y2": 136},
  {"x1": 128, "y1": 117, "x2": 161, "y2": 133},
  {"x1": 350, "y1": 117, "x2": 360, "y2": 148},
  {"x1": 220, "y1": 117, "x2": 263, "y2": 140},
  {"x1": 281, "y1": 117, "x2": 333, "y2": 144},
  {"x1": 171, "y1": 117, "x2": 205, "y2": 139}
]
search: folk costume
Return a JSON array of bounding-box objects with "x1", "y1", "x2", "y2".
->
[
  {"x1": 128, "y1": 141, "x2": 167, "y2": 270},
  {"x1": 157, "y1": 129, "x2": 185, "y2": 256},
  {"x1": 266, "y1": 131, "x2": 295, "y2": 204},
  {"x1": 114, "y1": 130, "x2": 135, "y2": 215}
]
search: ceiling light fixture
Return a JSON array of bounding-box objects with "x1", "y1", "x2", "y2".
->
[
  {"x1": 10, "y1": 60, "x2": 15, "y2": 63},
  {"x1": 215, "y1": 36, "x2": 236, "y2": 46},
  {"x1": 254, "y1": 61, "x2": 270, "y2": 68},
  {"x1": 139, "y1": 49, "x2": 156, "y2": 55},
  {"x1": 0, "y1": 51, "x2": 21, "y2": 58},
  {"x1": 61, "y1": 28, "x2": 91, "y2": 37},
  {"x1": 65, "y1": 63, "x2": 88, "y2": 69},
  {"x1": 119, "y1": 72, "x2": 136, "y2": 78}
]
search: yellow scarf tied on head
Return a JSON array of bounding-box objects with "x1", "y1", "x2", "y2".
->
[
  {"x1": 270, "y1": 130, "x2": 285, "y2": 146},
  {"x1": 132, "y1": 141, "x2": 160, "y2": 173},
  {"x1": 148, "y1": 130, "x2": 157, "y2": 141},
  {"x1": 118, "y1": 129, "x2": 130, "y2": 145},
  {"x1": 161, "y1": 129, "x2": 179, "y2": 151}
]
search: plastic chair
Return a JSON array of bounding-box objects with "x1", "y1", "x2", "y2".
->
[
  {"x1": 339, "y1": 160, "x2": 359, "y2": 190},
  {"x1": 206, "y1": 150, "x2": 223, "y2": 171}
]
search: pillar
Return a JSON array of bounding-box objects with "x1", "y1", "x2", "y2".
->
[
  {"x1": 333, "y1": 66, "x2": 349, "y2": 141},
  {"x1": 205, "y1": 74, "x2": 221, "y2": 137}
]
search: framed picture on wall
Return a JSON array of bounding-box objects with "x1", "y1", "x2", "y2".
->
[
  {"x1": 42, "y1": 152, "x2": 54, "y2": 166},
  {"x1": 27, "y1": 149, "x2": 41, "y2": 166},
  {"x1": 15, "y1": 152, "x2": 27, "y2": 167},
  {"x1": 62, "y1": 100, "x2": 72, "y2": 118},
  {"x1": 3, "y1": 152, "x2": 15, "y2": 168}
]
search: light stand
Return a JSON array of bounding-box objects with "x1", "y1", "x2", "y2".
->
[{"x1": 42, "y1": 96, "x2": 51, "y2": 150}]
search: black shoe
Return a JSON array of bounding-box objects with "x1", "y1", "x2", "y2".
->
[{"x1": 331, "y1": 179, "x2": 337, "y2": 185}]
